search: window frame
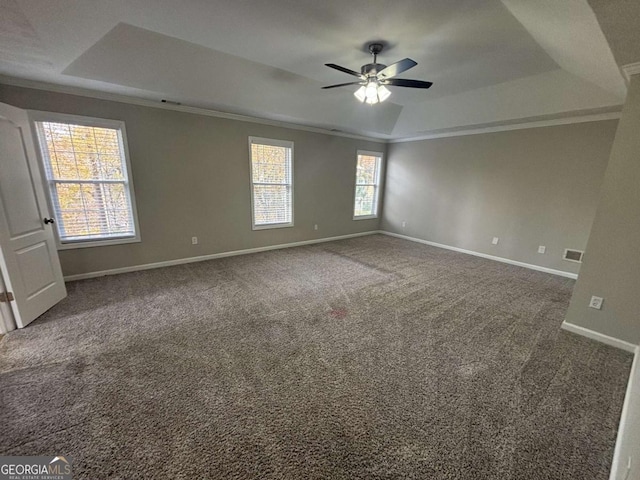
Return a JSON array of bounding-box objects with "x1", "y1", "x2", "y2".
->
[
  {"x1": 353, "y1": 150, "x2": 383, "y2": 220},
  {"x1": 248, "y1": 136, "x2": 294, "y2": 231},
  {"x1": 29, "y1": 111, "x2": 141, "y2": 250}
]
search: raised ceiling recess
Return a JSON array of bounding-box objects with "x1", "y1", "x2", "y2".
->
[{"x1": 0, "y1": 0, "x2": 628, "y2": 139}]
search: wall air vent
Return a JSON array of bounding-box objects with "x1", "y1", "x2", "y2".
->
[{"x1": 563, "y1": 249, "x2": 584, "y2": 263}]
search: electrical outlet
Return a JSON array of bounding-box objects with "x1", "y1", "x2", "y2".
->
[
  {"x1": 314, "y1": 224, "x2": 318, "y2": 231},
  {"x1": 492, "y1": 237, "x2": 499, "y2": 245},
  {"x1": 402, "y1": 221, "x2": 406, "y2": 228},
  {"x1": 191, "y1": 236, "x2": 198, "y2": 245},
  {"x1": 589, "y1": 296, "x2": 604, "y2": 310},
  {"x1": 538, "y1": 245, "x2": 546, "y2": 254}
]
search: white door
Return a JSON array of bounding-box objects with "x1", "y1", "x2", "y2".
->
[{"x1": 0, "y1": 102, "x2": 67, "y2": 329}]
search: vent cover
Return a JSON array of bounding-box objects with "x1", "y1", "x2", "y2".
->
[{"x1": 563, "y1": 249, "x2": 584, "y2": 263}]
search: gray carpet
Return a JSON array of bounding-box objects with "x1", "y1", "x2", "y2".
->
[{"x1": 0, "y1": 234, "x2": 632, "y2": 479}]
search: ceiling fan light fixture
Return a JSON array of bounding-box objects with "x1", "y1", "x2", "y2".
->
[
  {"x1": 377, "y1": 85, "x2": 391, "y2": 102},
  {"x1": 365, "y1": 81, "x2": 379, "y2": 103},
  {"x1": 359, "y1": 81, "x2": 390, "y2": 105}
]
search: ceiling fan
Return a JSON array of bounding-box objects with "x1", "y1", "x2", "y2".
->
[{"x1": 322, "y1": 43, "x2": 433, "y2": 104}]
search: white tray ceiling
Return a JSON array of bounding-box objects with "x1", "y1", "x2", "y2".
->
[{"x1": 0, "y1": 0, "x2": 627, "y2": 139}]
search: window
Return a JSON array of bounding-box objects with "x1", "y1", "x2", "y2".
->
[
  {"x1": 33, "y1": 113, "x2": 140, "y2": 249},
  {"x1": 354, "y1": 150, "x2": 382, "y2": 219},
  {"x1": 249, "y1": 137, "x2": 293, "y2": 229}
]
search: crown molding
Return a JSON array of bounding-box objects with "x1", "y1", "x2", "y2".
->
[
  {"x1": 0, "y1": 75, "x2": 388, "y2": 143},
  {"x1": 0, "y1": 75, "x2": 622, "y2": 144},
  {"x1": 621, "y1": 62, "x2": 640, "y2": 83},
  {"x1": 388, "y1": 111, "x2": 622, "y2": 143}
]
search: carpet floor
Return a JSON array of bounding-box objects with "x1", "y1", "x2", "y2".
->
[{"x1": 0, "y1": 234, "x2": 632, "y2": 479}]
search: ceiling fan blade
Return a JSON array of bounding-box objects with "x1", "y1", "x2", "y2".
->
[
  {"x1": 377, "y1": 58, "x2": 417, "y2": 80},
  {"x1": 325, "y1": 63, "x2": 364, "y2": 78},
  {"x1": 321, "y1": 81, "x2": 364, "y2": 89},
  {"x1": 383, "y1": 78, "x2": 433, "y2": 89}
]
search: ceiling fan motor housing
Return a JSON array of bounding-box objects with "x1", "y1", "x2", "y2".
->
[
  {"x1": 363, "y1": 43, "x2": 386, "y2": 77},
  {"x1": 361, "y1": 63, "x2": 387, "y2": 76}
]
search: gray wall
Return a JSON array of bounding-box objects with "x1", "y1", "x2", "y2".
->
[
  {"x1": 565, "y1": 75, "x2": 640, "y2": 346},
  {"x1": 0, "y1": 84, "x2": 385, "y2": 277},
  {"x1": 381, "y1": 121, "x2": 618, "y2": 275}
]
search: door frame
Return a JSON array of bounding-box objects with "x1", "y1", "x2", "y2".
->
[{"x1": 0, "y1": 268, "x2": 17, "y2": 334}]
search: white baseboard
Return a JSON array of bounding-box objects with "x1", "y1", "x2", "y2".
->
[
  {"x1": 64, "y1": 231, "x2": 379, "y2": 281},
  {"x1": 561, "y1": 322, "x2": 637, "y2": 353},
  {"x1": 380, "y1": 231, "x2": 578, "y2": 279}
]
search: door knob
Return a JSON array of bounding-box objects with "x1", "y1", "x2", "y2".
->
[{"x1": 43, "y1": 218, "x2": 55, "y2": 224}]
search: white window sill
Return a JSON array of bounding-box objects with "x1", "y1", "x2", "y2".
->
[
  {"x1": 353, "y1": 215, "x2": 378, "y2": 221},
  {"x1": 252, "y1": 222, "x2": 294, "y2": 231},
  {"x1": 57, "y1": 235, "x2": 141, "y2": 250}
]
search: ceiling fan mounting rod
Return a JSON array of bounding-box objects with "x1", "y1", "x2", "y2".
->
[{"x1": 368, "y1": 43, "x2": 384, "y2": 64}]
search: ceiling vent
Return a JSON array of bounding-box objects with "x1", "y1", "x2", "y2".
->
[{"x1": 563, "y1": 249, "x2": 584, "y2": 263}]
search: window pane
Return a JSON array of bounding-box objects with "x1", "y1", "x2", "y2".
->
[
  {"x1": 356, "y1": 155, "x2": 378, "y2": 184},
  {"x1": 354, "y1": 185, "x2": 376, "y2": 217},
  {"x1": 102, "y1": 183, "x2": 130, "y2": 211},
  {"x1": 100, "y1": 155, "x2": 124, "y2": 179},
  {"x1": 51, "y1": 151, "x2": 79, "y2": 179},
  {"x1": 253, "y1": 185, "x2": 291, "y2": 225},
  {"x1": 54, "y1": 182, "x2": 134, "y2": 239},
  {"x1": 251, "y1": 144, "x2": 290, "y2": 184},
  {"x1": 41, "y1": 122, "x2": 125, "y2": 180}
]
